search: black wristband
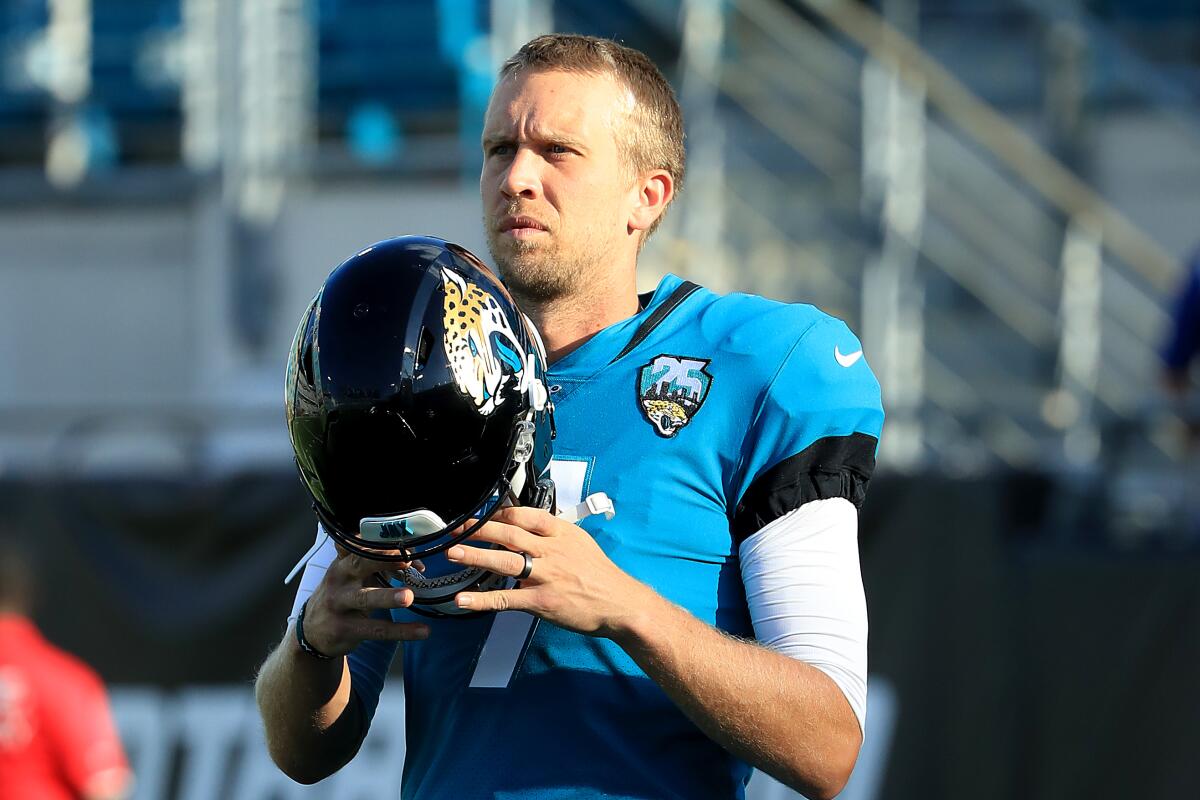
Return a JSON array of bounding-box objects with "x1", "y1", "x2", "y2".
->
[{"x1": 295, "y1": 599, "x2": 334, "y2": 660}]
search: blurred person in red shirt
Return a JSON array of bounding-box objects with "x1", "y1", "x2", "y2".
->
[{"x1": 0, "y1": 535, "x2": 132, "y2": 800}]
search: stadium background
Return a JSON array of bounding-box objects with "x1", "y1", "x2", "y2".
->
[{"x1": 2, "y1": 0, "x2": 1199, "y2": 798}]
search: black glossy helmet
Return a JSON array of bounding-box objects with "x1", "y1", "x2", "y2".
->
[{"x1": 285, "y1": 236, "x2": 555, "y2": 612}]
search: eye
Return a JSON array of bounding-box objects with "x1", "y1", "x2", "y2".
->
[
  {"x1": 487, "y1": 144, "x2": 514, "y2": 157},
  {"x1": 547, "y1": 144, "x2": 571, "y2": 155}
]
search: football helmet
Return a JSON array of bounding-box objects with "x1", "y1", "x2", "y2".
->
[{"x1": 285, "y1": 235, "x2": 555, "y2": 614}]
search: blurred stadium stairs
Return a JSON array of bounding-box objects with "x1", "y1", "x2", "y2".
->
[
  {"x1": 616, "y1": 0, "x2": 1191, "y2": 478},
  {"x1": 0, "y1": 0, "x2": 1197, "y2": 493}
]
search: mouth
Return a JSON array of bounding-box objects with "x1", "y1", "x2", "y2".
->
[{"x1": 498, "y1": 215, "x2": 549, "y2": 238}]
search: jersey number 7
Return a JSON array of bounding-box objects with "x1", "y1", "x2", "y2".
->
[{"x1": 467, "y1": 458, "x2": 590, "y2": 689}]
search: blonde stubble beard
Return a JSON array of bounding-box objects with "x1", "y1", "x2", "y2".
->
[{"x1": 484, "y1": 209, "x2": 617, "y2": 308}]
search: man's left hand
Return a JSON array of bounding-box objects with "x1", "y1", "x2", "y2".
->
[{"x1": 446, "y1": 506, "x2": 652, "y2": 639}]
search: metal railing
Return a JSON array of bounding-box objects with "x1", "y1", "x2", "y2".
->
[{"x1": 637, "y1": 0, "x2": 1185, "y2": 470}]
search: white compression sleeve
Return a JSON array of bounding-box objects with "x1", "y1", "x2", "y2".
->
[
  {"x1": 738, "y1": 497, "x2": 868, "y2": 733},
  {"x1": 288, "y1": 525, "x2": 338, "y2": 625}
]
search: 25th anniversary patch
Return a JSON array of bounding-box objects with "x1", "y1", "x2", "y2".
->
[{"x1": 636, "y1": 354, "x2": 713, "y2": 438}]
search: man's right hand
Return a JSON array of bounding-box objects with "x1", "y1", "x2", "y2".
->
[
  {"x1": 300, "y1": 546, "x2": 431, "y2": 658},
  {"x1": 257, "y1": 544, "x2": 429, "y2": 784}
]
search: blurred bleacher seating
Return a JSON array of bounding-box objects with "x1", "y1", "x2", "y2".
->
[{"x1": 0, "y1": 0, "x2": 1198, "y2": 544}]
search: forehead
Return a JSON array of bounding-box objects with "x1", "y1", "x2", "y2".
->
[{"x1": 483, "y1": 69, "x2": 632, "y2": 139}]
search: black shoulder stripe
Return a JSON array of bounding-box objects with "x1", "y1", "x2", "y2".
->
[
  {"x1": 731, "y1": 432, "x2": 878, "y2": 546},
  {"x1": 609, "y1": 281, "x2": 701, "y2": 365}
]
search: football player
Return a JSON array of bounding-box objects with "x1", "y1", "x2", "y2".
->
[{"x1": 256, "y1": 34, "x2": 883, "y2": 800}]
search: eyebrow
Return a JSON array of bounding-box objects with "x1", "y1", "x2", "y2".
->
[
  {"x1": 481, "y1": 130, "x2": 587, "y2": 151},
  {"x1": 481, "y1": 133, "x2": 512, "y2": 150}
]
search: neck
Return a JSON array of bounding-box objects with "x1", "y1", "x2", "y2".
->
[{"x1": 519, "y1": 270, "x2": 640, "y2": 364}]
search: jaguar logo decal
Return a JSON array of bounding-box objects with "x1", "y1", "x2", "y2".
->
[{"x1": 441, "y1": 268, "x2": 527, "y2": 416}]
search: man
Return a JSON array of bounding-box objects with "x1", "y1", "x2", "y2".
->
[
  {"x1": 0, "y1": 536, "x2": 133, "y2": 800},
  {"x1": 256, "y1": 34, "x2": 883, "y2": 800}
]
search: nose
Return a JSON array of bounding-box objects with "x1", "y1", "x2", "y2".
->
[{"x1": 500, "y1": 148, "x2": 541, "y2": 200}]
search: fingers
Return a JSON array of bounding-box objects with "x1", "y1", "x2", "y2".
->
[
  {"x1": 455, "y1": 588, "x2": 532, "y2": 613},
  {"x1": 338, "y1": 585, "x2": 417, "y2": 614},
  {"x1": 334, "y1": 548, "x2": 416, "y2": 581},
  {"x1": 348, "y1": 619, "x2": 431, "y2": 642},
  {"x1": 491, "y1": 506, "x2": 560, "y2": 534},
  {"x1": 446, "y1": 544, "x2": 528, "y2": 577},
  {"x1": 464, "y1": 519, "x2": 543, "y2": 554},
  {"x1": 300, "y1": 583, "x2": 430, "y2": 656},
  {"x1": 308, "y1": 615, "x2": 431, "y2": 650}
]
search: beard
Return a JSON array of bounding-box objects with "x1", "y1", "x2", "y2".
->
[{"x1": 484, "y1": 207, "x2": 605, "y2": 305}]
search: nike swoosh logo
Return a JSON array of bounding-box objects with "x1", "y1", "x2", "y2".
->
[{"x1": 835, "y1": 346, "x2": 863, "y2": 368}]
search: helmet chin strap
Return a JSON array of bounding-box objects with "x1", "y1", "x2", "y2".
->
[{"x1": 557, "y1": 492, "x2": 615, "y2": 524}]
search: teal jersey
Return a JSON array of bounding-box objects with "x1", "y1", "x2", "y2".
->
[{"x1": 348, "y1": 274, "x2": 884, "y2": 799}]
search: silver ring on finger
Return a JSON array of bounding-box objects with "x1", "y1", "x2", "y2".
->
[{"x1": 516, "y1": 552, "x2": 534, "y2": 580}]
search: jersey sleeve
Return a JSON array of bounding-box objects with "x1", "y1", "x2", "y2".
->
[
  {"x1": 731, "y1": 315, "x2": 883, "y2": 544},
  {"x1": 347, "y1": 636, "x2": 399, "y2": 725}
]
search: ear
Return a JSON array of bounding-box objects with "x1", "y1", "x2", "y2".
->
[{"x1": 628, "y1": 169, "x2": 674, "y2": 234}]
